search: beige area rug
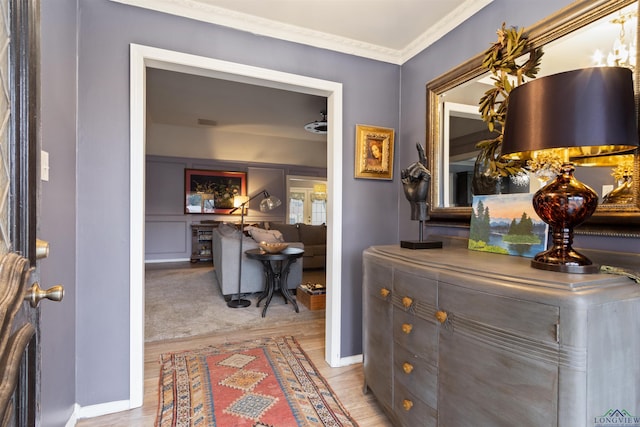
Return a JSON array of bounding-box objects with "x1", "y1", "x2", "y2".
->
[{"x1": 145, "y1": 264, "x2": 325, "y2": 342}]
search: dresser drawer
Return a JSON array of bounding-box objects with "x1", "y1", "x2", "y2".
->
[
  {"x1": 363, "y1": 257, "x2": 393, "y2": 407},
  {"x1": 393, "y1": 308, "x2": 437, "y2": 363},
  {"x1": 394, "y1": 269, "x2": 437, "y2": 305},
  {"x1": 364, "y1": 260, "x2": 393, "y2": 301},
  {"x1": 393, "y1": 380, "x2": 437, "y2": 427},
  {"x1": 393, "y1": 344, "x2": 437, "y2": 409},
  {"x1": 439, "y1": 282, "x2": 559, "y2": 343}
]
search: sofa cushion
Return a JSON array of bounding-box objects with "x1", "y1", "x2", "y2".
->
[
  {"x1": 268, "y1": 222, "x2": 300, "y2": 242},
  {"x1": 246, "y1": 226, "x2": 284, "y2": 243},
  {"x1": 298, "y1": 223, "x2": 326, "y2": 246},
  {"x1": 302, "y1": 244, "x2": 326, "y2": 257}
]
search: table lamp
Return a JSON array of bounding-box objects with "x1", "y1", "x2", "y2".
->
[
  {"x1": 227, "y1": 190, "x2": 282, "y2": 308},
  {"x1": 501, "y1": 67, "x2": 638, "y2": 273}
]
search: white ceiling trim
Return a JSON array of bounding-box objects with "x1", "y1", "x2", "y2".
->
[
  {"x1": 399, "y1": 0, "x2": 493, "y2": 64},
  {"x1": 111, "y1": 0, "x2": 493, "y2": 65}
]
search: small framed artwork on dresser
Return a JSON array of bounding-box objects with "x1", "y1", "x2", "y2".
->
[{"x1": 468, "y1": 193, "x2": 548, "y2": 258}]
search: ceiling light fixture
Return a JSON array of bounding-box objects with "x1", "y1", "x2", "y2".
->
[{"x1": 304, "y1": 110, "x2": 327, "y2": 134}]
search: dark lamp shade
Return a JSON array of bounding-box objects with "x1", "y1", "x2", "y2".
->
[{"x1": 501, "y1": 67, "x2": 638, "y2": 161}]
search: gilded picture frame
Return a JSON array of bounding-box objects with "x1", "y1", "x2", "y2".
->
[{"x1": 354, "y1": 124, "x2": 394, "y2": 180}]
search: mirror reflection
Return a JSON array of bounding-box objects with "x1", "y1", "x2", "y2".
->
[{"x1": 430, "y1": 0, "x2": 639, "y2": 221}]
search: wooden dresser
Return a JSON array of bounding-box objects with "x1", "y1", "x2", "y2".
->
[{"x1": 362, "y1": 244, "x2": 640, "y2": 427}]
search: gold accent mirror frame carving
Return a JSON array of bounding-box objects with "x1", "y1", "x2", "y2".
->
[{"x1": 426, "y1": 0, "x2": 640, "y2": 237}]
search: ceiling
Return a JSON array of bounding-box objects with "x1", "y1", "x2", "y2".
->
[{"x1": 146, "y1": 69, "x2": 328, "y2": 144}]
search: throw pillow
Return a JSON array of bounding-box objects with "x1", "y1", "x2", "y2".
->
[{"x1": 246, "y1": 226, "x2": 284, "y2": 243}]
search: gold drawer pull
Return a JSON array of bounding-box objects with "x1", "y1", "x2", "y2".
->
[
  {"x1": 403, "y1": 399, "x2": 413, "y2": 411},
  {"x1": 402, "y1": 296, "x2": 413, "y2": 308},
  {"x1": 435, "y1": 310, "x2": 448, "y2": 324},
  {"x1": 402, "y1": 362, "x2": 414, "y2": 374},
  {"x1": 380, "y1": 288, "x2": 390, "y2": 298},
  {"x1": 401, "y1": 323, "x2": 413, "y2": 334}
]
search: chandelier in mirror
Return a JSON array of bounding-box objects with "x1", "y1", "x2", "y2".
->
[{"x1": 593, "y1": 11, "x2": 637, "y2": 69}]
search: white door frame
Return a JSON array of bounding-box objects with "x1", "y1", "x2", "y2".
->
[{"x1": 129, "y1": 44, "x2": 344, "y2": 407}]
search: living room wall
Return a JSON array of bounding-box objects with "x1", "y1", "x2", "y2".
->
[{"x1": 145, "y1": 155, "x2": 326, "y2": 262}]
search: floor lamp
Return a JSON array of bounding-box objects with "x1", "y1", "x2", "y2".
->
[{"x1": 227, "y1": 190, "x2": 282, "y2": 308}]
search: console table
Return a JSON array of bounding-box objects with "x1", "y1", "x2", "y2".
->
[
  {"x1": 245, "y1": 248, "x2": 303, "y2": 317},
  {"x1": 363, "y1": 244, "x2": 640, "y2": 427}
]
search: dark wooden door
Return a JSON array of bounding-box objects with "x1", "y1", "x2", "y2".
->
[{"x1": 0, "y1": 0, "x2": 44, "y2": 425}]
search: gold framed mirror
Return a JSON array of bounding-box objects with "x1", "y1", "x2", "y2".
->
[{"x1": 426, "y1": 0, "x2": 640, "y2": 236}]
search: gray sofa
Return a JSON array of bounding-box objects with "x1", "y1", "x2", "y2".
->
[
  {"x1": 211, "y1": 223, "x2": 304, "y2": 297},
  {"x1": 267, "y1": 222, "x2": 326, "y2": 269}
]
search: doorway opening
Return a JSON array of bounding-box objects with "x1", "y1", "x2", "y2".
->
[{"x1": 130, "y1": 44, "x2": 344, "y2": 407}]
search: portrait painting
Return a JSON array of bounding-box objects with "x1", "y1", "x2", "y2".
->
[{"x1": 354, "y1": 124, "x2": 394, "y2": 180}]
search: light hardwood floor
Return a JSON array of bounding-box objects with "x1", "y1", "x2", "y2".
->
[{"x1": 76, "y1": 266, "x2": 391, "y2": 427}]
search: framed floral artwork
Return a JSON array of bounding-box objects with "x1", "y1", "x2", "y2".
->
[
  {"x1": 184, "y1": 169, "x2": 246, "y2": 214},
  {"x1": 354, "y1": 124, "x2": 394, "y2": 180}
]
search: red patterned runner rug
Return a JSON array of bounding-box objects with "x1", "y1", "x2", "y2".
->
[{"x1": 156, "y1": 335, "x2": 358, "y2": 426}]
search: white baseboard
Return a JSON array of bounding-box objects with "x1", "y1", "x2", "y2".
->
[
  {"x1": 65, "y1": 404, "x2": 80, "y2": 427},
  {"x1": 76, "y1": 400, "x2": 131, "y2": 421},
  {"x1": 144, "y1": 257, "x2": 190, "y2": 264},
  {"x1": 336, "y1": 353, "x2": 362, "y2": 367}
]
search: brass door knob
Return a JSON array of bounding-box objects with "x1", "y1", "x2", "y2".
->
[
  {"x1": 435, "y1": 310, "x2": 448, "y2": 324},
  {"x1": 380, "y1": 288, "x2": 390, "y2": 298},
  {"x1": 402, "y1": 296, "x2": 413, "y2": 308},
  {"x1": 403, "y1": 399, "x2": 413, "y2": 411},
  {"x1": 402, "y1": 362, "x2": 414, "y2": 374},
  {"x1": 401, "y1": 323, "x2": 413, "y2": 334},
  {"x1": 25, "y1": 283, "x2": 64, "y2": 307}
]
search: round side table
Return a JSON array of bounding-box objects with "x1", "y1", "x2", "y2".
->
[{"x1": 245, "y1": 248, "x2": 304, "y2": 318}]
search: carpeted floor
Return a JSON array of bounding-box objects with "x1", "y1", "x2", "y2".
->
[{"x1": 145, "y1": 264, "x2": 326, "y2": 342}]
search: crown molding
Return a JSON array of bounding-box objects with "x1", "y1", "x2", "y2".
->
[
  {"x1": 400, "y1": 0, "x2": 493, "y2": 64},
  {"x1": 111, "y1": 0, "x2": 493, "y2": 65}
]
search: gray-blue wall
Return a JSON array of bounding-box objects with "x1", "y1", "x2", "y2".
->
[
  {"x1": 40, "y1": 0, "x2": 77, "y2": 426},
  {"x1": 37, "y1": 0, "x2": 640, "y2": 422},
  {"x1": 73, "y1": 0, "x2": 400, "y2": 408}
]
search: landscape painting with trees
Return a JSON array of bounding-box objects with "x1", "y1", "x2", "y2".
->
[{"x1": 468, "y1": 194, "x2": 548, "y2": 258}]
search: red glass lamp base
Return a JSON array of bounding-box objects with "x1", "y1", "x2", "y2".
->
[
  {"x1": 531, "y1": 163, "x2": 599, "y2": 274},
  {"x1": 531, "y1": 249, "x2": 599, "y2": 274}
]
